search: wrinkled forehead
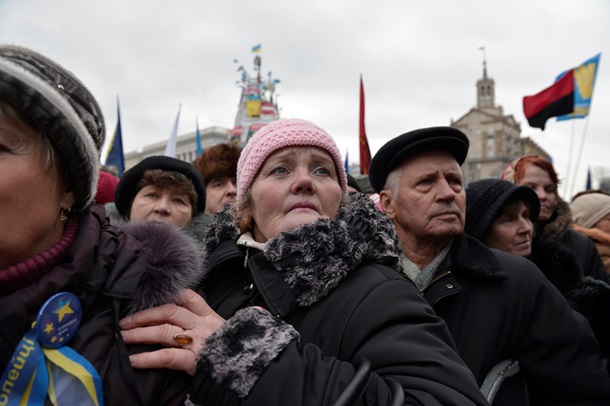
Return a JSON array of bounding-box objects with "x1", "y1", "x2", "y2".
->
[{"x1": 400, "y1": 150, "x2": 463, "y2": 175}]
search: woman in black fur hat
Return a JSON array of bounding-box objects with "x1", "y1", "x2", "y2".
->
[
  {"x1": 0, "y1": 45, "x2": 202, "y2": 404},
  {"x1": 120, "y1": 118, "x2": 489, "y2": 405},
  {"x1": 113, "y1": 155, "x2": 207, "y2": 232},
  {"x1": 466, "y1": 178, "x2": 610, "y2": 368}
]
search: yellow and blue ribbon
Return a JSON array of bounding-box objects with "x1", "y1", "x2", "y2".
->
[{"x1": 0, "y1": 292, "x2": 104, "y2": 405}]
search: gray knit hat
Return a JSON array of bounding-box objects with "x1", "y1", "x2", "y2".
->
[
  {"x1": 0, "y1": 45, "x2": 105, "y2": 212},
  {"x1": 571, "y1": 192, "x2": 610, "y2": 229}
]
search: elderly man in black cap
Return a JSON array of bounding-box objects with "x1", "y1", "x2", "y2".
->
[{"x1": 369, "y1": 127, "x2": 610, "y2": 405}]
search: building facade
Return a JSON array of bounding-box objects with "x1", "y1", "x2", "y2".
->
[
  {"x1": 450, "y1": 60, "x2": 550, "y2": 184},
  {"x1": 124, "y1": 126, "x2": 231, "y2": 170}
]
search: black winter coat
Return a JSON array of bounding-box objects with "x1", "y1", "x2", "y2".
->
[
  {"x1": 529, "y1": 233, "x2": 610, "y2": 366},
  {"x1": 538, "y1": 198, "x2": 608, "y2": 282},
  {"x1": 0, "y1": 204, "x2": 203, "y2": 405},
  {"x1": 424, "y1": 234, "x2": 610, "y2": 405},
  {"x1": 189, "y1": 194, "x2": 488, "y2": 406}
]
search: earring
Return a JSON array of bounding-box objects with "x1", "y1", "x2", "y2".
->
[{"x1": 60, "y1": 207, "x2": 72, "y2": 222}]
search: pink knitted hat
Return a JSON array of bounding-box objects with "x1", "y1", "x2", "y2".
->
[{"x1": 236, "y1": 118, "x2": 347, "y2": 202}]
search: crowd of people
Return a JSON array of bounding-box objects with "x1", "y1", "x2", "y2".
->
[{"x1": 2, "y1": 44, "x2": 610, "y2": 405}]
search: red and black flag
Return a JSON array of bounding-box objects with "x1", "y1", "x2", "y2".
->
[{"x1": 523, "y1": 70, "x2": 574, "y2": 130}]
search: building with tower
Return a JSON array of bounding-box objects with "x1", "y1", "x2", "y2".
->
[{"x1": 450, "y1": 53, "x2": 550, "y2": 184}]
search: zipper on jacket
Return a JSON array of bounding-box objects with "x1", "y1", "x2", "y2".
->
[
  {"x1": 421, "y1": 271, "x2": 452, "y2": 293},
  {"x1": 248, "y1": 265, "x2": 282, "y2": 318},
  {"x1": 243, "y1": 247, "x2": 250, "y2": 268}
]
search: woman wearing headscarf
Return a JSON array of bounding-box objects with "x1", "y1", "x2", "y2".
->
[
  {"x1": 501, "y1": 155, "x2": 608, "y2": 282},
  {"x1": 571, "y1": 191, "x2": 610, "y2": 273},
  {"x1": 120, "y1": 118, "x2": 488, "y2": 405},
  {"x1": 466, "y1": 178, "x2": 610, "y2": 368},
  {"x1": 0, "y1": 45, "x2": 202, "y2": 404}
]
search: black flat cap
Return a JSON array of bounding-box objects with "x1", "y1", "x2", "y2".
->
[
  {"x1": 465, "y1": 178, "x2": 540, "y2": 242},
  {"x1": 115, "y1": 156, "x2": 206, "y2": 217},
  {"x1": 369, "y1": 127, "x2": 469, "y2": 193}
]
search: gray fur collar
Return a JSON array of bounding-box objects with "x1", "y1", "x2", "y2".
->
[
  {"x1": 108, "y1": 219, "x2": 203, "y2": 313},
  {"x1": 202, "y1": 193, "x2": 403, "y2": 306}
]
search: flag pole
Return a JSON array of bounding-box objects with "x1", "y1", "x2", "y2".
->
[
  {"x1": 568, "y1": 115, "x2": 592, "y2": 199},
  {"x1": 563, "y1": 120, "x2": 576, "y2": 200}
]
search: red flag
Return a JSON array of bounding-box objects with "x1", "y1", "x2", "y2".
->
[
  {"x1": 359, "y1": 75, "x2": 372, "y2": 174},
  {"x1": 523, "y1": 70, "x2": 574, "y2": 130}
]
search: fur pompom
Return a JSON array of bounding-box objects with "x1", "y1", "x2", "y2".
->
[{"x1": 112, "y1": 221, "x2": 204, "y2": 313}]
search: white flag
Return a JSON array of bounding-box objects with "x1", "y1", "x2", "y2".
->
[{"x1": 164, "y1": 104, "x2": 182, "y2": 157}]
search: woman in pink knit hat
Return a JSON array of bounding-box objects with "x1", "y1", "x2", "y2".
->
[{"x1": 120, "y1": 118, "x2": 487, "y2": 405}]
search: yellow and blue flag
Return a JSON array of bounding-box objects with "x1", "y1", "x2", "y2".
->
[{"x1": 557, "y1": 53, "x2": 601, "y2": 121}]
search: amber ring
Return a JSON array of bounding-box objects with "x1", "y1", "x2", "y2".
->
[{"x1": 173, "y1": 332, "x2": 193, "y2": 347}]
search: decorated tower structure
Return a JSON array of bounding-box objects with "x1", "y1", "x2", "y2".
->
[{"x1": 230, "y1": 45, "x2": 281, "y2": 146}]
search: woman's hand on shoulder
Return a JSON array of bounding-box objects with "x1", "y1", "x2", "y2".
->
[{"x1": 119, "y1": 288, "x2": 225, "y2": 376}]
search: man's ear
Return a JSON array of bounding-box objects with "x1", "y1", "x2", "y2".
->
[{"x1": 379, "y1": 190, "x2": 396, "y2": 219}]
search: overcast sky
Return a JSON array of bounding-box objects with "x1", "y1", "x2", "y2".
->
[{"x1": 1, "y1": 0, "x2": 608, "y2": 198}]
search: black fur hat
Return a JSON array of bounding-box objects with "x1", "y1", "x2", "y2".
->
[
  {"x1": 115, "y1": 156, "x2": 206, "y2": 217},
  {"x1": 193, "y1": 143, "x2": 242, "y2": 184}
]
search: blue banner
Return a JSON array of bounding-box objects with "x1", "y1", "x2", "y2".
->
[{"x1": 105, "y1": 98, "x2": 125, "y2": 175}]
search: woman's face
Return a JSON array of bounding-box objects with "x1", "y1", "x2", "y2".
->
[
  {"x1": 485, "y1": 200, "x2": 534, "y2": 257},
  {"x1": 517, "y1": 163, "x2": 556, "y2": 221},
  {"x1": 0, "y1": 114, "x2": 74, "y2": 269},
  {"x1": 130, "y1": 185, "x2": 193, "y2": 228},
  {"x1": 249, "y1": 146, "x2": 343, "y2": 243}
]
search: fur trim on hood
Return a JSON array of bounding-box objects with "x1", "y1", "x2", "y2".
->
[
  {"x1": 109, "y1": 220, "x2": 204, "y2": 313},
  {"x1": 202, "y1": 193, "x2": 403, "y2": 306},
  {"x1": 539, "y1": 196, "x2": 573, "y2": 239},
  {"x1": 181, "y1": 212, "x2": 215, "y2": 243}
]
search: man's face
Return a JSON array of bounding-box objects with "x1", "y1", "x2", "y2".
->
[{"x1": 381, "y1": 151, "x2": 466, "y2": 246}]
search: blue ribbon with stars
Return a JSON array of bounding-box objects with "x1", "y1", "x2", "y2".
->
[{"x1": 0, "y1": 292, "x2": 104, "y2": 405}]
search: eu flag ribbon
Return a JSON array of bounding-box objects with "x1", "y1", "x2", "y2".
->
[{"x1": 0, "y1": 293, "x2": 104, "y2": 405}]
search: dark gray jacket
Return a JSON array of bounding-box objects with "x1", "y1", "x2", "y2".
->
[
  {"x1": 424, "y1": 234, "x2": 610, "y2": 405},
  {"x1": 189, "y1": 194, "x2": 488, "y2": 406}
]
